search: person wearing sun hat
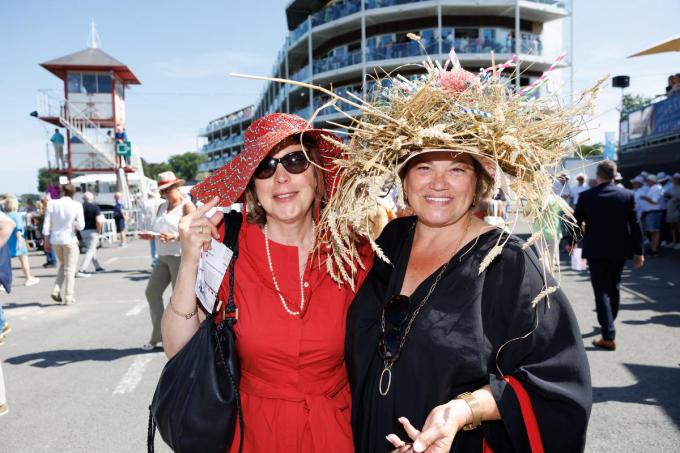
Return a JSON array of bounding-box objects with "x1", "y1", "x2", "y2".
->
[
  {"x1": 572, "y1": 172, "x2": 589, "y2": 207},
  {"x1": 161, "y1": 113, "x2": 372, "y2": 453},
  {"x1": 139, "y1": 171, "x2": 195, "y2": 351},
  {"x1": 283, "y1": 44, "x2": 602, "y2": 451},
  {"x1": 631, "y1": 175, "x2": 647, "y2": 222}
]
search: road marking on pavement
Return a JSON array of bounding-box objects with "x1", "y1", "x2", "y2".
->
[
  {"x1": 126, "y1": 302, "x2": 147, "y2": 316},
  {"x1": 113, "y1": 354, "x2": 155, "y2": 395},
  {"x1": 106, "y1": 257, "x2": 119, "y2": 264}
]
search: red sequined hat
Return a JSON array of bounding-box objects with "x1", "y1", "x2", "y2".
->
[{"x1": 191, "y1": 113, "x2": 343, "y2": 206}]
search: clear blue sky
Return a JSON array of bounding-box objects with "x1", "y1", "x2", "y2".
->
[{"x1": 1, "y1": 0, "x2": 678, "y2": 194}]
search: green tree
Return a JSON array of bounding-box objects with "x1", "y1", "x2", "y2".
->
[
  {"x1": 37, "y1": 167, "x2": 59, "y2": 192},
  {"x1": 577, "y1": 143, "x2": 603, "y2": 158},
  {"x1": 619, "y1": 93, "x2": 654, "y2": 116},
  {"x1": 141, "y1": 158, "x2": 173, "y2": 180},
  {"x1": 168, "y1": 152, "x2": 207, "y2": 181}
]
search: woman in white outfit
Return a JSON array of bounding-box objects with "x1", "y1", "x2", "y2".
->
[{"x1": 139, "y1": 172, "x2": 195, "y2": 350}]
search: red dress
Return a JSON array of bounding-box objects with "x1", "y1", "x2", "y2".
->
[{"x1": 217, "y1": 219, "x2": 371, "y2": 453}]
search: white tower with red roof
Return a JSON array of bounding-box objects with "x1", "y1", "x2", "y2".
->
[{"x1": 35, "y1": 23, "x2": 145, "y2": 206}]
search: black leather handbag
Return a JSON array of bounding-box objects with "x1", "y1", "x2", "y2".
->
[{"x1": 148, "y1": 211, "x2": 244, "y2": 453}]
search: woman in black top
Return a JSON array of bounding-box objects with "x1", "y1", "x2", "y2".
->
[{"x1": 345, "y1": 151, "x2": 591, "y2": 452}]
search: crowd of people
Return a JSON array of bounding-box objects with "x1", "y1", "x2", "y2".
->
[
  {"x1": 628, "y1": 171, "x2": 679, "y2": 255},
  {"x1": 552, "y1": 168, "x2": 680, "y2": 256},
  {"x1": 0, "y1": 169, "x2": 199, "y2": 358}
]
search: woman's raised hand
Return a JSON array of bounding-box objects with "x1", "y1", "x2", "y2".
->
[
  {"x1": 386, "y1": 400, "x2": 470, "y2": 453},
  {"x1": 177, "y1": 196, "x2": 224, "y2": 263}
]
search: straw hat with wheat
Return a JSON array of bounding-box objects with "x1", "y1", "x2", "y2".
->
[{"x1": 234, "y1": 37, "x2": 606, "y2": 288}]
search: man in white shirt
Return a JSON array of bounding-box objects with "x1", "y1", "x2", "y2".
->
[
  {"x1": 572, "y1": 173, "x2": 589, "y2": 207},
  {"x1": 639, "y1": 174, "x2": 664, "y2": 255},
  {"x1": 42, "y1": 184, "x2": 84, "y2": 304}
]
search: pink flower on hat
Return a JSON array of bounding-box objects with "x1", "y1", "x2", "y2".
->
[{"x1": 439, "y1": 68, "x2": 479, "y2": 95}]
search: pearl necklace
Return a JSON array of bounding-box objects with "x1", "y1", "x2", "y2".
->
[{"x1": 263, "y1": 223, "x2": 307, "y2": 317}]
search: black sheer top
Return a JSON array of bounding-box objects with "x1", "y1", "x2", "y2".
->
[{"x1": 346, "y1": 216, "x2": 591, "y2": 452}]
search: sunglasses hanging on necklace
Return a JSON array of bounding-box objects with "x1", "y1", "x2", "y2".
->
[{"x1": 378, "y1": 214, "x2": 472, "y2": 396}]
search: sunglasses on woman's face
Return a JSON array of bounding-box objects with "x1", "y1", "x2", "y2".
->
[
  {"x1": 379, "y1": 294, "x2": 410, "y2": 362},
  {"x1": 254, "y1": 151, "x2": 310, "y2": 179}
]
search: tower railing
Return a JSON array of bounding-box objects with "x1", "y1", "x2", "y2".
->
[{"x1": 37, "y1": 90, "x2": 116, "y2": 167}]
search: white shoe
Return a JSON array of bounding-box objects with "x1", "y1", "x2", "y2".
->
[
  {"x1": 25, "y1": 277, "x2": 40, "y2": 286},
  {"x1": 76, "y1": 272, "x2": 91, "y2": 278},
  {"x1": 674, "y1": 244, "x2": 680, "y2": 250},
  {"x1": 141, "y1": 342, "x2": 161, "y2": 351}
]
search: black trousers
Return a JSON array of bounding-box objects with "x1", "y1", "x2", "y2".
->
[{"x1": 587, "y1": 258, "x2": 625, "y2": 340}]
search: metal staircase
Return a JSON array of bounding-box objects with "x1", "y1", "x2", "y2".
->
[
  {"x1": 37, "y1": 90, "x2": 150, "y2": 208},
  {"x1": 37, "y1": 90, "x2": 116, "y2": 168}
]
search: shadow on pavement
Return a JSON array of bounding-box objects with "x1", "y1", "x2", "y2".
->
[
  {"x1": 581, "y1": 326, "x2": 600, "y2": 339},
  {"x1": 5, "y1": 347, "x2": 161, "y2": 368},
  {"x1": 2, "y1": 302, "x2": 59, "y2": 310},
  {"x1": 84, "y1": 269, "x2": 152, "y2": 282},
  {"x1": 623, "y1": 314, "x2": 680, "y2": 328},
  {"x1": 558, "y1": 249, "x2": 679, "y2": 315},
  {"x1": 593, "y1": 363, "x2": 680, "y2": 430}
]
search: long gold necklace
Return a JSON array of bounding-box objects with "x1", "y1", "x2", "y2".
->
[{"x1": 379, "y1": 214, "x2": 472, "y2": 396}]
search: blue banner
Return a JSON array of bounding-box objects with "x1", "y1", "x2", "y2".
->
[{"x1": 651, "y1": 95, "x2": 680, "y2": 137}]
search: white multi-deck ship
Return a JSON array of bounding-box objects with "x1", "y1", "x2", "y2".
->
[{"x1": 199, "y1": 0, "x2": 571, "y2": 173}]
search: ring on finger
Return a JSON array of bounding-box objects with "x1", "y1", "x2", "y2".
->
[{"x1": 198, "y1": 225, "x2": 204, "y2": 234}]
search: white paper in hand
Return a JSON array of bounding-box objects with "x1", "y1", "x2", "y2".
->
[{"x1": 195, "y1": 238, "x2": 233, "y2": 313}]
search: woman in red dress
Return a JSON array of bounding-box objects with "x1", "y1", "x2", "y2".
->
[{"x1": 161, "y1": 113, "x2": 371, "y2": 453}]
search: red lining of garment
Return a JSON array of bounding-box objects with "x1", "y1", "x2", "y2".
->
[{"x1": 482, "y1": 376, "x2": 544, "y2": 453}]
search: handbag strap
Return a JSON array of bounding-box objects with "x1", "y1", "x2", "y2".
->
[
  {"x1": 147, "y1": 411, "x2": 156, "y2": 453},
  {"x1": 218, "y1": 209, "x2": 244, "y2": 453},
  {"x1": 219, "y1": 210, "x2": 243, "y2": 318}
]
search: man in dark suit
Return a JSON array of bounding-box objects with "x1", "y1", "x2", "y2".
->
[{"x1": 575, "y1": 160, "x2": 645, "y2": 350}]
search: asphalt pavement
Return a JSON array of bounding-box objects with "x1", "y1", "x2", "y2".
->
[{"x1": 0, "y1": 236, "x2": 678, "y2": 452}]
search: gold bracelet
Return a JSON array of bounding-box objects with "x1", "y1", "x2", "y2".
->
[
  {"x1": 456, "y1": 392, "x2": 482, "y2": 431},
  {"x1": 168, "y1": 298, "x2": 198, "y2": 320}
]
